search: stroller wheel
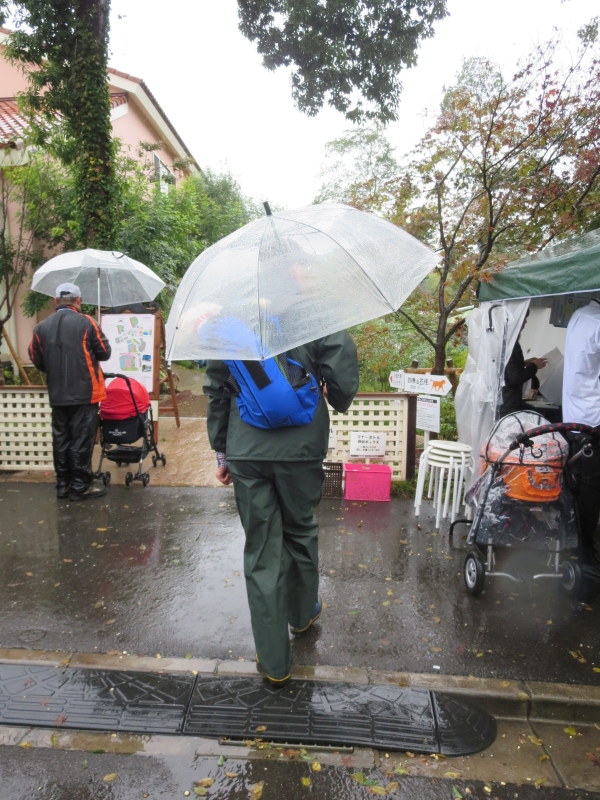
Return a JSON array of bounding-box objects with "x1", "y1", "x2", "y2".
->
[
  {"x1": 152, "y1": 455, "x2": 157, "y2": 467},
  {"x1": 560, "y1": 560, "x2": 583, "y2": 595},
  {"x1": 125, "y1": 472, "x2": 134, "y2": 486},
  {"x1": 464, "y1": 551, "x2": 485, "y2": 596},
  {"x1": 102, "y1": 472, "x2": 111, "y2": 486},
  {"x1": 142, "y1": 473, "x2": 150, "y2": 487},
  {"x1": 160, "y1": 454, "x2": 166, "y2": 466}
]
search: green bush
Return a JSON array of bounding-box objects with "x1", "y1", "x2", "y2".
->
[{"x1": 439, "y1": 394, "x2": 458, "y2": 441}]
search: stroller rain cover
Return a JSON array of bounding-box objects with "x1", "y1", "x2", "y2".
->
[
  {"x1": 100, "y1": 377, "x2": 150, "y2": 420},
  {"x1": 465, "y1": 411, "x2": 578, "y2": 549}
]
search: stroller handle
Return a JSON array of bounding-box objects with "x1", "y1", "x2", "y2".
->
[{"x1": 509, "y1": 422, "x2": 600, "y2": 450}]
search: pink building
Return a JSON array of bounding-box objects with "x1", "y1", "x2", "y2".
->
[{"x1": 0, "y1": 27, "x2": 200, "y2": 370}]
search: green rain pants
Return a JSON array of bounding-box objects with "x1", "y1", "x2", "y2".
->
[{"x1": 227, "y1": 459, "x2": 324, "y2": 680}]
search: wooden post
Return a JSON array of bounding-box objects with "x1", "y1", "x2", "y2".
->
[{"x1": 157, "y1": 314, "x2": 180, "y2": 427}]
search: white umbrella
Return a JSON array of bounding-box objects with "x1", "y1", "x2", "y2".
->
[
  {"x1": 165, "y1": 202, "x2": 439, "y2": 361},
  {"x1": 31, "y1": 248, "x2": 166, "y2": 318}
]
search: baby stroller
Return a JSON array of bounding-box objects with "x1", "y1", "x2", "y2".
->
[
  {"x1": 96, "y1": 373, "x2": 166, "y2": 487},
  {"x1": 450, "y1": 410, "x2": 599, "y2": 597}
]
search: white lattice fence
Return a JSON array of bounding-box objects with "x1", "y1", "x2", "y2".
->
[
  {"x1": 0, "y1": 387, "x2": 53, "y2": 471},
  {"x1": 328, "y1": 393, "x2": 415, "y2": 481}
]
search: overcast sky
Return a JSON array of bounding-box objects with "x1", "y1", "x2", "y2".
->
[{"x1": 108, "y1": 0, "x2": 597, "y2": 210}]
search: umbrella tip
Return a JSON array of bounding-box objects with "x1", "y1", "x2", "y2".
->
[{"x1": 263, "y1": 201, "x2": 272, "y2": 216}]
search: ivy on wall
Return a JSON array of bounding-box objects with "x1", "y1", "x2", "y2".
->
[{"x1": 1, "y1": 0, "x2": 119, "y2": 247}]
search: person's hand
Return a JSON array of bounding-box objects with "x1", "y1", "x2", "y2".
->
[
  {"x1": 532, "y1": 357, "x2": 547, "y2": 370},
  {"x1": 216, "y1": 465, "x2": 232, "y2": 486}
]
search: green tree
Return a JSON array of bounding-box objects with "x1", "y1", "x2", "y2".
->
[
  {"x1": 0, "y1": 0, "x2": 118, "y2": 247},
  {"x1": 320, "y1": 30, "x2": 600, "y2": 373},
  {"x1": 238, "y1": 0, "x2": 448, "y2": 123},
  {"x1": 0, "y1": 154, "x2": 42, "y2": 382},
  {"x1": 14, "y1": 141, "x2": 259, "y2": 316},
  {"x1": 316, "y1": 126, "x2": 400, "y2": 211}
]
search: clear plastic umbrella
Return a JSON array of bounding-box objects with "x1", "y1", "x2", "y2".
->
[
  {"x1": 165, "y1": 202, "x2": 439, "y2": 361},
  {"x1": 31, "y1": 248, "x2": 166, "y2": 318}
]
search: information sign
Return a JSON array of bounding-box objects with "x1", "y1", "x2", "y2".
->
[
  {"x1": 349, "y1": 431, "x2": 387, "y2": 457},
  {"x1": 101, "y1": 313, "x2": 159, "y2": 396},
  {"x1": 416, "y1": 395, "x2": 440, "y2": 433}
]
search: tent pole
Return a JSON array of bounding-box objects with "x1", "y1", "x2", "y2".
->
[{"x1": 97, "y1": 267, "x2": 101, "y2": 322}]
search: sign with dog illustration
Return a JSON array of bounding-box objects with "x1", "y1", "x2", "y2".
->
[{"x1": 389, "y1": 371, "x2": 452, "y2": 396}]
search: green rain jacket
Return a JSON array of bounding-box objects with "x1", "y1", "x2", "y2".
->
[{"x1": 204, "y1": 331, "x2": 359, "y2": 461}]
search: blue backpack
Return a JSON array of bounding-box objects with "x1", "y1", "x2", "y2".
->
[{"x1": 224, "y1": 354, "x2": 320, "y2": 429}]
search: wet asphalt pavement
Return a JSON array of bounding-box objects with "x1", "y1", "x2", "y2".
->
[
  {"x1": 1, "y1": 482, "x2": 598, "y2": 685},
  {"x1": 1, "y1": 480, "x2": 600, "y2": 799}
]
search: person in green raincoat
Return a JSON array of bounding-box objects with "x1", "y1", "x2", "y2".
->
[{"x1": 205, "y1": 332, "x2": 359, "y2": 686}]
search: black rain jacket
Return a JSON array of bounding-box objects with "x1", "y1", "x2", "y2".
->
[{"x1": 28, "y1": 306, "x2": 111, "y2": 406}]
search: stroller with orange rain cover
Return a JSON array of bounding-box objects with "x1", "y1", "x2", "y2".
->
[
  {"x1": 450, "y1": 410, "x2": 600, "y2": 597},
  {"x1": 96, "y1": 373, "x2": 166, "y2": 487}
]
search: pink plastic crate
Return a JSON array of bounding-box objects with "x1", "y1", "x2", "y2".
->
[{"x1": 343, "y1": 463, "x2": 392, "y2": 502}]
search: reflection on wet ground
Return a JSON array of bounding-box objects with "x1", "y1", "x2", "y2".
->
[{"x1": 0, "y1": 482, "x2": 598, "y2": 686}]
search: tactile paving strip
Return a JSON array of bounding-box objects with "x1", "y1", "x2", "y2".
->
[
  {"x1": 0, "y1": 666, "x2": 496, "y2": 754},
  {"x1": 185, "y1": 677, "x2": 497, "y2": 755}
]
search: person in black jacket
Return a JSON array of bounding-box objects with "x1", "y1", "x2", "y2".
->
[
  {"x1": 28, "y1": 282, "x2": 111, "y2": 501},
  {"x1": 497, "y1": 311, "x2": 547, "y2": 418}
]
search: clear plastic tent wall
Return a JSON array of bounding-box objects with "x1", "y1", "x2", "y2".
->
[
  {"x1": 165, "y1": 203, "x2": 439, "y2": 362},
  {"x1": 455, "y1": 298, "x2": 529, "y2": 483}
]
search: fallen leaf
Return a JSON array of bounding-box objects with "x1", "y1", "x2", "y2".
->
[
  {"x1": 569, "y1": 650, "x2": 587, "y2": 664},
  {"x1": 255, "y1": 725, "x2": 267, "y2": 733},
  {"x1": 193, "y1": 789, "x2": 207, "y2": 797},
  {"x1": 563, "y1": 726, "x2": 578, "y2": 736},
  {"x1": 194, "y1": 778, "x2": 215, "y2": 788},
  {"x1": 301, "y1": 777, "x2": 311, "y2": 787},
  {"x1": 528, "y1": 735, "x2": 543, "y2": 746},
  {"x1": 394, "y1": 764, "x2": 409, "y2": 775},
  {"x1": 311, "y1": 760, "x2": 322, "y2": 772},
  {"x1": 249, "y1": 781, "x2": 265, "y2": 799},
  {"x1": 366, "y1": 786, "x2": 386, "y2": 795},
  {"x1": 103, "y1": 773, "x2": 117, "y2": 782},
  {"x1": 444, "y1": 771, "x2": 462, "y2": 778},
  {"x1": 18, "y1": 742, "x2": 32, "y2": 749},
  {"x1": 451, "y1": 787, "x2": 463, "y2": 800},
  {"x1": 225, "y1": 772, "x2": 239, "y2": 778},
  {"x1": 584, "y1": 752, "x2": 600, "y2": 767}
]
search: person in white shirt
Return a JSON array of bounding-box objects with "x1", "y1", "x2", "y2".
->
[{"x1": 562, "y1": 297, "x2": 600, "y2": 561}]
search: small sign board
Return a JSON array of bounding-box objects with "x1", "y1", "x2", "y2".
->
[
  {"x1": 328, "y1": 424, "x2": 337, "y2": 450},
  {"x1": 101, "y1": 312, "x2": 160, "y2": 397},
  {"x1": 388, "y1": 370, "x2": 405, "y2": 389},
  {"x1": 388, "y1": 370, "x2": 452, "y2": 395},
  {"x1": 404, "y1": 373, "x2": 452, "y2": 396},
  {"x1": 416, "y1": 395, "x2": 440, "y2": 433},
  {"x1": 349, "y1": 431, "x2": 387, "y2": 458}
]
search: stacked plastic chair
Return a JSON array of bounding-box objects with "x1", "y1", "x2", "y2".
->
[{"x1": 414, "y1": 440, "x2": 474, "y2": 529}]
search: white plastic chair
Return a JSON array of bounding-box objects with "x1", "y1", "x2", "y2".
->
[{"x1": 414, "y1": 441, "x2": 473, "y2": 528}]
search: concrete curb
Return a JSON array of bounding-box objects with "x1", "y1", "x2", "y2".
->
[{"x1": 1, "y1": 647, "x2": 599, "y2": 726}]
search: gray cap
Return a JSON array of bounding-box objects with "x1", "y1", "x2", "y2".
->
[{"x1": 55, "y1": 282, "x2": 81, "y2": 299}]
